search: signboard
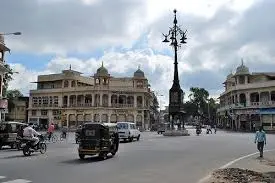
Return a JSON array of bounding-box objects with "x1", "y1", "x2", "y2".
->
[
  {"x1": 260, "y1": 108, "x2": 275, "y2": 114},
  {"x1": 0, "y1": 99, "x2": 8, "y2": 109}
]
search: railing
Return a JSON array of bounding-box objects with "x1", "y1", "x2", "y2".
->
[
  {"x1": 217, "y1": 100, "x2": 275, "y2": 112},
  {"x1": 31, "y1": 104, "x2": 60, "y2": 108},
  {"x1": 111, "y1": 104, "x2": 134, "y2": 108}
]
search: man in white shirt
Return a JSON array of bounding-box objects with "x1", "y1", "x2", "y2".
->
[{"x1": 23, "y1": 123, "x2": 41, "y2": 147}]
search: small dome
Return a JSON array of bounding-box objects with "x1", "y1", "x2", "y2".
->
[
  {"x1": 235, "y1": 59, "x2": 250, "y2": 75},
  {"x1": 96, "y1": 62, "x2": 108, "y2": 76},
  {"x1": 134, "y1": 66, "x2": 145, "y2": 77}
]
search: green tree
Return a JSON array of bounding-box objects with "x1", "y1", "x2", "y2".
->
[
  {"x1": 188, "y1": 87, "x2": 209, "y2": 115},
  {"x1": 6, "y1": 89, "x2": 23, "y2": 112},
  {"x1": 2, "y1": 64, "x2": 14, "y2": 97}
]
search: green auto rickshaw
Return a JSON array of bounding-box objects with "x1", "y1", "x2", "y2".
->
[{"x1": 78, "y1": 123, "x2": 119, "y2": 160}]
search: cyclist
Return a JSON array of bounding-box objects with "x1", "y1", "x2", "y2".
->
[
  {"x1": 61, "y1": 126, "x2": 68, "y2": 139},
  {"x1": 47, "y1": 123, "x2": 55, "y2": 141}
]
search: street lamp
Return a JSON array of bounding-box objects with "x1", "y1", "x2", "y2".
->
[
  {"x1": 162, "y1": 9, "x2": 187, "y2": 130},
  {"x1": 0, "y1": 32, "x2": 22, "y2": 36}
]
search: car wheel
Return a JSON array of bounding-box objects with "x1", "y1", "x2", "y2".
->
[
  {"x1": 137, "y1": 135, "x2": 140, "y2": 141},
  {"x1": 79, "y1": 154, "x2": 85, "y2": 160},
  {"x1": 157, "y1": 132, "x2": 160, "y2": 134},
  {"x1": 128, "y1": 137, "x2": 133, "y2": 142},
  {"x1": 10, "y1": 143, "x2": 16, "y2": 149}
]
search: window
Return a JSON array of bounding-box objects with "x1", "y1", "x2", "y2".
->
[
  {"x1": 41, "y1": 110, "x2": 48, "y2": 116},
  {"x1": 32, "y1": 97, "x2": 38, "y2": 105},
  {"x1": 49, "y1": 96, "x2": 53, "y2": 105},
  {"x1": 130, "y1": 124, "x2": 136, "y2": 129},
  {"x1": 71, "y1": 81, "x2": 76, "y2": 87},
  {"x1": 32, "y1": 110, "x2": 37, "y2": 116},
  {"x1": 95, "y1": 78, "x2": 100, "y2": 84},
  {"x1": 117, "y1": 123, "x2": 128, "y2": 129},
  {"x1": 54, "y1": 96, "x2": 58, "y2": 104},
  {"x1": 137, "y1": 81, "x2": 143, "y2": 88},
  {"x1": 42, "y1": 96, "x2": 49, "y2": 105},
  {"x1": 64, "y1": 80, "x2": 69, "y2": 88},
  {"x1": 53, "y1": 110, "x2": 61, "y2": 115},
  {"x1": 38, "y1": 97, "x2": 42, "y2": 105}
]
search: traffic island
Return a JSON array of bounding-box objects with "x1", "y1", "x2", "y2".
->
[
  {"x1": 163, "y1": 129, "x2": 190, "y2": 136},
  {"x1": 205, "y1": 168, "x2": 274, "y2": 183}
]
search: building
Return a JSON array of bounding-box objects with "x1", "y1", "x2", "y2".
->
[
  {"x1": 0, "y1": 35, "x2": 10, "y2": 121},
  {"x1": 6, "y1": 97, "x2": 29, "y2": 122},
  {"x1": 28, "y1": 63, "x2": 155, "y2": 129},
  {"x1": 217, "y1": 61, "x2": 275, "y2": 131}
]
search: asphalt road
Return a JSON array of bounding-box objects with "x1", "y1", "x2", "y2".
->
[{"x1": 0, "y1": 128, "x2": 274, "y2": 183}]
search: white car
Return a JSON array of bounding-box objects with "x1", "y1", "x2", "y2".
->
[{"x1": 117, "y1": 122, "x2": 141, "y2": 142}]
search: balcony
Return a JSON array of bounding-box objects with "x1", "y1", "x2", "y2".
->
[
  {"x1": 217, "y1": 101, "x2": 275, "y2": 112},
  {"x1": 221, "y1": 80, "x2": 275, "y2": 96},
  {"x1": 31, "y1": 104, "x2": 60, "y2": 108}
]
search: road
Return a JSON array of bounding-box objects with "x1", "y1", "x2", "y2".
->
[{"x1": 0, "y1": 129, "x2": 274, "y2": 183}]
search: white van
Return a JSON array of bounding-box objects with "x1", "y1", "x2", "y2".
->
[{"x1": 117, "y1": 122, "x2": 141, "y2": 142}]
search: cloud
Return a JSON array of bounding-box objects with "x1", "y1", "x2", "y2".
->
[
  {"x1": 1, "y1": 0, "x2": 148, "y2": 55},
  {"x1": 5, "y1": 0, "x2": 275, "y2": 109}
]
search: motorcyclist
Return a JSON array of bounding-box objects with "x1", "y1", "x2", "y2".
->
[
  {"x1": 23, "y1": 123, "x2": 41, "y2": 149},
  {"x1": 196, "y1": 124, "x2": 201, "y2": 134}
]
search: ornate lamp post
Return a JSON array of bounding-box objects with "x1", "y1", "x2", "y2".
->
[{"x1": 162, "y1": 9, "x2": 187, "y2": 130}]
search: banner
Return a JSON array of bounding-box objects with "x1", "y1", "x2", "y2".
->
[{"x1": 0, "y1": 99, "x2": 8, "y2": 109}]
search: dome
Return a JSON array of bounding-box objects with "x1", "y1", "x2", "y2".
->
[
  {"x1": 235, "y1": 59, "x2": 250, "y2": 75},
  {"x1": 134, "y1": 66, "x2": 145, "y2": 77},
  {"x1": 96, "y1": 62, "x2": 108, "y2": 76}
]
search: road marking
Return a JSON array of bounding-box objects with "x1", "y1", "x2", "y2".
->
[
  {"x1": 1, "y1": 179, "x2": 31, "y2": 183},
  {"x1": 0, "y1": 176, "x2": 6, "y2": 179},
  {"x1": 197, "y1": 148, "x2": 275, "y2": 183}
]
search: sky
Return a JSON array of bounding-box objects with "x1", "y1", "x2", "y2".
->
[{"x1": 1, "y1": 0, "x2": 275, "y2": 108}]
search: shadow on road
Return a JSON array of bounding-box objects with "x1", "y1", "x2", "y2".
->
[
  {"x1": 59, "y1": 156, "x2": 106, "y2": 165},
  {"x1": 0, "y1": 153, "x2": 40, "y2": 159}
]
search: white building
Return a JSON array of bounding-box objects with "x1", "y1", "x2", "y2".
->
[
  {"x1": 0, "y1": 35, "x2": 10, "y2": 121},
  {"x1": 217, "y1": 61, "x2": 275, "y2": 131}
]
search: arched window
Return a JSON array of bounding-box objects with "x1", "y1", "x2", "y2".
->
[
  {"x1": 95, "y1": 78, "x2": 100, "y2": 84},
  {"x1": 64, "y1": 80, "x2": 69, "y2": 88},
  {"x1": 71, "y1": 80, "x2": 76, "y2": 87}
]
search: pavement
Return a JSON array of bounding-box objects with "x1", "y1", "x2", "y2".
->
[{"x1": 0, "y1": 128, "x2": 275, "y2": 183}]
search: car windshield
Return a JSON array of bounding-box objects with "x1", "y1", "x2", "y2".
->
[{"x1": 117, "y1": 123, "x2": 128, "y2": 129}]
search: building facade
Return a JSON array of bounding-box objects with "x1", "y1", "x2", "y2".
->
[
  {"x1": 217, "y1": 61, "x2": 275, "y2": 131},
  {"x1": 0, "y1": 35, "x2": 10, "y2": 121},
  {"x1": 28, "y1": 64, "x2": 154, "y2": 129},
  {"x1": 6, "y1": 97, "x2": 29, "y2": 122}
]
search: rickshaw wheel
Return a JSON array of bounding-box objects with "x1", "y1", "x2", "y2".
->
[
  {"x1": 79, "y1": 154, "x2": 85, "y2": 160},
  {"x1": 99, "y1": 152, "x2": 107, "y2": 160}
]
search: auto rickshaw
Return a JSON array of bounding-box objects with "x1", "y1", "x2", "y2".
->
[
  {"x1": 78, "y1": 123, "x2": 119, "y2": 160},
  {"x1": 0, "y1": 121, "x2": 28, "y2": 149}
]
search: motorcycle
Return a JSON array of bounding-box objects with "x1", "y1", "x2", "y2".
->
[
  {"x1": 22, "y1": 135, "x2": 47, "y2": 156},
  {"x1": 15, "y1": 137, "x2": 26, "y2": 150},
  {"x1": 196, "y1": 128, "x2": 202, "y2": 135}
]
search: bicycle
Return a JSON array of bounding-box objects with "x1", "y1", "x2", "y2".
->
[
  {"x1": 60, "y1": 132, "x2": 67, "y2": 141},
  {"x1": 43, "y1": 132, "x2": 58, "y2": 143}
]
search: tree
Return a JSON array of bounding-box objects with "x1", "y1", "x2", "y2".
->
[
  {"x1": 6, "y1": 89, "x2": 23, "y2": 113},
  {"x1": 2, "y1": 64, "x2": 14, "y2": 97},
  {"x1": 188, "y1": 87, "x2": 209, "y2": 116}
]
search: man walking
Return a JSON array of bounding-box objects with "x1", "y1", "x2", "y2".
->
[{"x1": 255, "y1": 126, "x2": 266, "y2": 158}]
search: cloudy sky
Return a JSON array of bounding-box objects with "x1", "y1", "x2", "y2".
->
[{"x1": 1, "y1": 0, "x2": 275, "y2": 108}]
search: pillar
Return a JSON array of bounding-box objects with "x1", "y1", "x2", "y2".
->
[
  {"x1": 134, "y1": 95, "x2": 137, "y2": 108},
  {"x1": 100, "y1": 94, "x2": 103, "y2": 106},
  {"x1": 245, "y1": 76, "x2": 248, "y2": 84},
  {"x1": 66, "y1": 114, "x2": 69, "y2": 128},
  {"x1": 91, "y1": 93, "x2": 94, "y2": 107},
  {"x1": 108, "y1": 115, "x2": 111, "y2": 123},
  {"x1": 246, "y1": 93, "x2": 250, "y2": 107},
  {"x1": 108, "y1": 93, "x2": 112, "y2": 107}
]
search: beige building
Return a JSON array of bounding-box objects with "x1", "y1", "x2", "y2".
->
[
  {"x1": 0, "y1": 35, "x2": 10, "y2": 121},
  {"x1": 28, "y1": 64, "x2": 154, "y2": 129},
  {"x1": 217, "y1": 61, "x2": 275, "y2": 131}
]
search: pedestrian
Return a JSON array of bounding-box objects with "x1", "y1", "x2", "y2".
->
[
  {"x1": 214, "y1": 125, "x2": 217, "y2": 134},
  {"x1": 254, "y1": 126, "x2": 266, "y2": 158}
]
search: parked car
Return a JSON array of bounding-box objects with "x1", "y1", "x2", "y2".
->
[
  {"x1": 117, "y1": 122, "x2": 141, "y2": 142},
  {"x1": 0, "y1": 121, "x2": 27, "y2": 149}
]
